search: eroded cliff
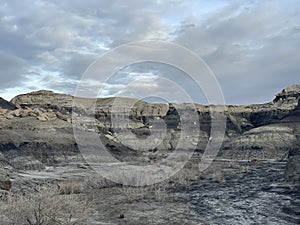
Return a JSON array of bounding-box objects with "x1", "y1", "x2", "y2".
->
[{"x1": 0, "y1": 85, "x2": 299, "y2": 186}]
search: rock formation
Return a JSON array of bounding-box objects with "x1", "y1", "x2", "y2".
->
[
  {"x1": 0, "y1": 85, "x2": 299, "y2": 187},
  {"x1": 0, "y1": 97, "x2": 16, "y2": 110},
  {"x1": 221, "y1": 85, "x2": 300, "y2": 160},
  {"x1": 284, "y1": 98, "x2": 300, "y2": 184}
]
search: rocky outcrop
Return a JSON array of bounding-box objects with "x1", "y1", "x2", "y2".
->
[
  {"x1": 0, "y1": 84, "x2": 299, "y2": 170},
  {"x1": 0, "y1": 106, "x2": 71, "y2": 122},
  {"x1": 0, "y1": 97, "x2": 16, "y2": 110},
  {"x1": 10, "y1": 87, "x2": 297, "y2": 137},
  {"x1": 273, "y1": 84, "x2": 300, "y2": 107},
  {"x1": 11, "y1": 90, "x2": 73, "y2": 111},
  {"x1": 221, "y1": 124, "x2": 297, "y2": 160},
  {"x1": 221, "y1": 85, "x2": 300, "y2": 160},
  {"x1": 1, "y1": 84, "x2": 300, "y2": 218}
]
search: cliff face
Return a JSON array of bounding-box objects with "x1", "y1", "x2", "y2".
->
[
  {"x1": 11, "y1": 87, "x2": 299, "y2": 136},
  {"x1": 273, "y1": 84, "x2": 300, "y2": 107},
  {"x1": 220, "y1": 86, "x2": 300, "y2": 160},
  {"x1": 0, "y1": 86, "x2": 299, "y2": 181},
  {"x1": 11, "y1": 90, "x2": 74, "y2": 108}
]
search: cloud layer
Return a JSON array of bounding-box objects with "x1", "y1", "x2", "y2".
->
[{"x1": 0, "y1": 0, "x2": 299, "y2": 104}]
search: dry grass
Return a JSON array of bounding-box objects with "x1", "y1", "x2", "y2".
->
[
  {"x1": 78, "y1": 158, "x2": 253, "y2": 204},
  {"x1": 168, "y1": 163, "x2": 200, "y2": 190},
  {"x1": 0, "y1": 186, "x2": 95, "y2": 225},
  {"x1": 58, "y1": 180, "x2": 82, "y2": 194},
  {"x1": 79, "y1": 159, "x2": 205, "y2": 203},
  {"x1": 119, "y1": 182, "x2": 169, "y2": 202},
  {"x1": 83, "y1": 175, "x2": 117, "y2": 189},
  {"x1": 115, "y1": 164, "x2": 202, "y2": 203}
]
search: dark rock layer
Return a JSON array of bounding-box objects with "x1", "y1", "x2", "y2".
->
[
  {"x1": 0, "y1": 97, "x2": 16, "y2": 110},
  {"x1": 0, "y1": 85, "x2": 300, "y2": 185}
]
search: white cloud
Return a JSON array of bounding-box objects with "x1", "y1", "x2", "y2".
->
[{"x1": 0, "y1": 0, "x2": 299, "y2": 104}]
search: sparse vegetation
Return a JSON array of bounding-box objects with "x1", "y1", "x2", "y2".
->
[
  {"x1": 0, "y1": 186, "x2": 95, "y2": 225},
  {"x1": 83, "y1": 175, "x2": 118, "y2": 189},
  {"x1": 119, "y1": 181, "x2": 169, "y2": 202},
  {"x1": 58, "y1": 180, "x2": 82, "y2": 194}
]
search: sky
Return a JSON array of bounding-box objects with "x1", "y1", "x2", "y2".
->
[{"x1": 0, "y1": 0, "x2": 299, "y2": 105}]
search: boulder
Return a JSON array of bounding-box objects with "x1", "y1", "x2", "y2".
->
[
  {"x1": 37, "y1": 115, "x2": 48, "y2": 121},
  {"x1": 55, "y1": 111, "x2": 69, "y2": 121},
  {"x1": 6, "y1": 113, "x2": 14, "y2": 119}
]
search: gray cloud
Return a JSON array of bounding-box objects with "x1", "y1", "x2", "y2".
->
[
  {"x1": 0, "y1": 0, "x2": 299, "y2": 104},
  {"x1": 63, "y1": 53, "x2": 98, "y2": 79},
  {"x1": 0, "y1": 52, "x2": 27, "y2": 88},
  {"x1": 174, "y1": 0, "x2": 300, "y2": 104},
  {"x1": 0, "y1": 0, "x2": 175, "y2": 97}
]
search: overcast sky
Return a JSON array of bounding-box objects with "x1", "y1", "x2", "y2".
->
[{"x1": 0, "y1": 0, "x2": 299, "y2": 105}]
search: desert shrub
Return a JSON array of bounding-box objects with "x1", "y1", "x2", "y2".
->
[
  {"x1": 0, "y1": 186, "x2": 94, "y2": 225},
  {"x1": 58, "y1": 180, "x2": 82, "y2": 194}
]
